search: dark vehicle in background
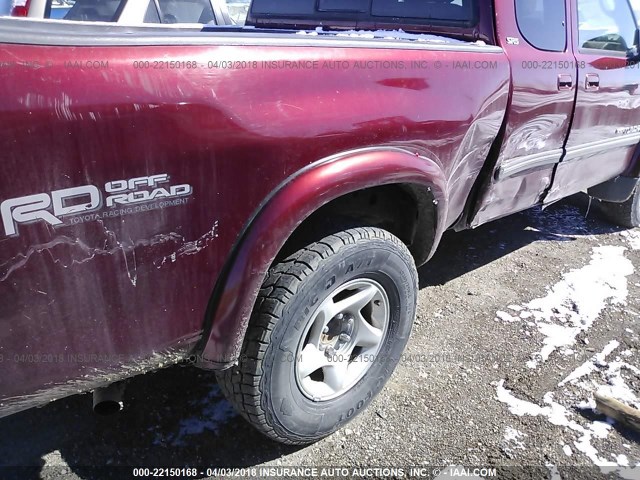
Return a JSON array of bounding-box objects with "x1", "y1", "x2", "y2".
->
[
  {"x1": 5, "y1": 0, "x2": 250, "y2": 25},
  {"x1": 0, "y1": 0, "x2": 640, "y2": 445}
]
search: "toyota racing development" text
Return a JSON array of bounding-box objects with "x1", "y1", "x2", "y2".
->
[{"x1": 1, "y1": 173, "x2": 192, "y2": 237}]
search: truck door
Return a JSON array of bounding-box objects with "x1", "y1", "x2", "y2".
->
[
  {"x1": 471, "y1": 0, "x2": 576, "y2": 226},
  {"x1": 546, "y1": 0, "x2": 640, "y2": 202}
]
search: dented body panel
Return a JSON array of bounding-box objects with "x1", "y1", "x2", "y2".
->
[
  {"x1": 0, "y1": 21, "x2": 509, "y2": 413},
  {"x1": 1, "y1": 0, "x2": 639, "y2": 415}
]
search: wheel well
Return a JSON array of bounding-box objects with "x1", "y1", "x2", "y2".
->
[{"x1": 277, "y1": 183, "x2": 438, "y2": 266}]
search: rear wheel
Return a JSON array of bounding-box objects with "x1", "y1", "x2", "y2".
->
[
  {"x1": 216, "y1": 227, "x2": 418, "y2": 444},
  {"x1": 598, "y1": 180, "x2": 640, "y2": 228}
]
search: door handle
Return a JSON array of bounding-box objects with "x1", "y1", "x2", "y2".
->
[
  {"x1": 585, "y1": 73, "x2": 600, "y2": 91},
  {"x1": 558, "y1": 74, "x2": 573, "y2": 90}
]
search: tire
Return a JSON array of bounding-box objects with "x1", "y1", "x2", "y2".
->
[
  {"x1": 216, "y1": 227, "x2": 418, "y2": 444},
  {"x1": 598, "y1": 182, "x2": 640, "y2": 228}
]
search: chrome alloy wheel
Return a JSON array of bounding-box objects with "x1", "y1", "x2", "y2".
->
[{"x1": 295, "y1": 278, "x2": 390, "y2": 401}]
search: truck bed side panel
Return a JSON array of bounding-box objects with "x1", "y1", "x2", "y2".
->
[{"x1": 0, "y1": 32, "x2": 509, "y2": 412}]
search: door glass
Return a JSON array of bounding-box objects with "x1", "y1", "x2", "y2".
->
[
  {"x1": 515, "y1": 0, "x2": 566, "y2": 52},
  {"x1": 578, "y1": 0, "x2": 637, "y2": 52}
]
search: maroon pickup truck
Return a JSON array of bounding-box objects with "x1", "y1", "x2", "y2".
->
[{"x1": 1, "y1": 0, "x2": 640, "y2": 445}]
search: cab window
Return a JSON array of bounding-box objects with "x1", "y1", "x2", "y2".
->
[
  {"x1": 578, "y1": 0, "x2": 637, "y2": 52},
  {"x1": 515, "y1": 0, "x2": 566, "y2": 52}
]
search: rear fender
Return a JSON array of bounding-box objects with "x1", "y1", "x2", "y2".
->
[{"x1": 197, "y1": 147, "x2": 448, "y2": 368}]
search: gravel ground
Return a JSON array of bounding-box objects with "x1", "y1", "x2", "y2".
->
[{"x1": 1, "y1": 198, "x2": 639, "y2": 480}]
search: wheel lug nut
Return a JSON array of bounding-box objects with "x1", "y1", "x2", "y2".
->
[
  {"x1": 322, "y1": 326, "x2": 329, "y2": 334},
  {"x1": 336, "y1": 313, "x2": 344, "y2": 320},
  {"x1": 339, "y1": 333, "x2": 351, "y2": 342}
]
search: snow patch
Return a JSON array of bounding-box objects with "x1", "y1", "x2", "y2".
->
[
  {"x1": 504, "y1": 427, "x2": 526, "y2": 449},
  {"x1": 620, "y1": 230, "x2": 640, "y2": 250},
  {"x1": 496, "y1": 310, "x2": 519, "y2": 323},
  {"x1": 559, "y1": 340, "x2": 620, "y2": 386},
  {"x1": 497, "y1": 381, "x2": 623, "y2": 467},
  {"x1": 560, "y1": 341, "x2": 640, "y2": 410},
  {"x1": 497, "y1": 380, "x2": 639, "y2": 469},
  {"x1": 616, "y1": 454, "x2": 630, "y2": 466},
  {"x1": 497, "y1": 246, "x2": 633, "y2": 368},
  {"x1": 595, "y1": 360, "x2": 640, "y2": 409},
  {"x1": 296, "y1": 27, "x2": 464, "y2": 44},
  {"x1": 546, "y1": 464, "x2": 561, "y2": 480}
]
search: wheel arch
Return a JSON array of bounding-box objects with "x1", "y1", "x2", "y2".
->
[{"x1": 196, "y1": 147, "x2": 448, "y2": 369}]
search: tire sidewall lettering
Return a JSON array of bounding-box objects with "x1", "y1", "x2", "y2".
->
[{"x1": 264, "y1": 239, "x2": 416, "y2": 440}]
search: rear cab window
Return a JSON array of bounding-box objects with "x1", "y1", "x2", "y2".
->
[
  {"x1": 370, "y1": 0, "x2": 474, "y2": 22},
  {"x1": 247, "y1": 0, "x2": 480, "y2": 33}
]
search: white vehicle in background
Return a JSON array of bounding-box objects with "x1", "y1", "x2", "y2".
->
[{"x1": 5, "y1": 0, "x2": 250, "y2": 25}]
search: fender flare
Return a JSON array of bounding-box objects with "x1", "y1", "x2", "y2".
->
[{"x1": 197, "y1": 147, "x2": 448, "y2": 368}]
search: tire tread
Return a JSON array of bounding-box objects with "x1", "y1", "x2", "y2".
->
[{"x1": 216, "y1": 227, "x2": 414, "y2": 444}]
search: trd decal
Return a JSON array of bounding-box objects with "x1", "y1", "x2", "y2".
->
[{"x1": 1, "y1": 174, "x2": 192, "y2": 237}]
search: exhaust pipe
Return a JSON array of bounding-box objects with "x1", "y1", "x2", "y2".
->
[{"x1": 92, "y1": 382, "x2": 125, "y2": 415}]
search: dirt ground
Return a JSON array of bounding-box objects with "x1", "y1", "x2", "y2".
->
[{"x1": 1, "y1": 197, "x2": 639, "y2": 480}]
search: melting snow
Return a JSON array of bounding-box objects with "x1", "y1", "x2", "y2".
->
[
  {"x1": 560, "y1": 341, "x2": 640, "y2": 409},
  {"x1": 296, "y1": 27, "x2": 464, "y2": 44},
  {"x1": 495, "y1": 311, "x2": 518, "y2": 323},
  {"x1": 497, "y1": 380, "x2": 626, "y2": 467},
  {"x1": 497, "y1": 341, "x2": 640, "y2": 471},
  {"x1": 503, "y1": 427, "x2": 526, "y2": 450},
  {"x1": 620, "y1": 230, "x2": 640, "y2": 250},
  {"x1": 617, "y1": 454, "x2": 630, "y2": 467},
  {"x1": 546, "y1": 464, "x2": 561, "y2": 480},
  {"x1": 495, "y1": 246, "x2": 634, "y2": 368},
  {"x1": 493, "y1": 219, "x2": 640, "y2": 472},
  {"x1": 559, "y1": 340, "x2": 620, "y2": 386}
]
